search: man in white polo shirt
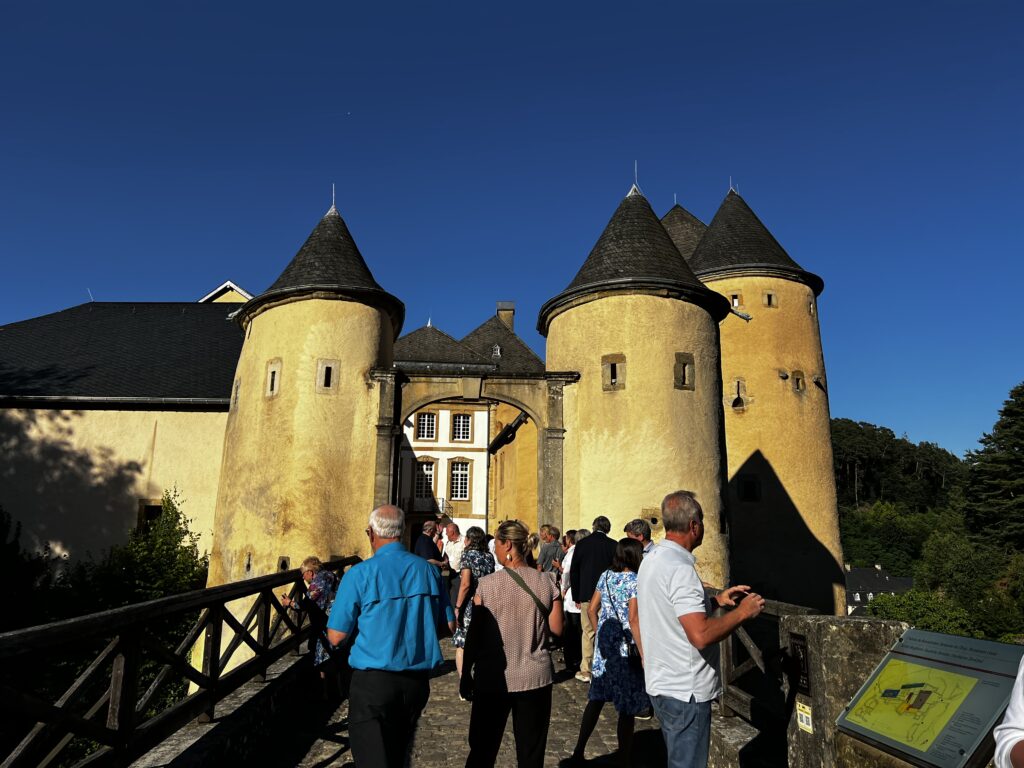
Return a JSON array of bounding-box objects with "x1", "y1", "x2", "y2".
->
[{"x1": 637, "y1": 491, "x2": 765, "y2": 768}]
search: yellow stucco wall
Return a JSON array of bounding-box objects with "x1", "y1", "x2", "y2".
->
[
  {"x1": 490, "y1": 402, "x2": 539, "y2": 533},
  {"x1": 1, "y1": 407, "x2": 227, "y2": 560},
  {"x1": 211, "y1": 290, "x2": 248, "y2": 303},
  {"x1": 546, "y1": 293, "x2": 730, "y2": 587},
  {"x1": 709, "y1": 274, "x2": 845, "y2": 613},
  {"x1": 208, "y1": 298, "x2": 394, "y2": 586}
]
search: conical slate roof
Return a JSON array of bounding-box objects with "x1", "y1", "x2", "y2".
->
[
  {"x1": 538, "y1": 186, "x2": 728, "y2": 333},
  {"x1": 660, "y1": 204, "x2": 706, "y2": 262},
  {"x1": 239, "y1": 205, "x2": 404, "y2": 335},
  {"x1": 266, "y1": 205, "x2": 383, "y2": 294},
  {"x1": 689, "y1": 191, "x2": 823, "y2": 294}
]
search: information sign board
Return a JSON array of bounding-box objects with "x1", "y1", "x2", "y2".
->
[{"x1": 836, "y1": 629, "x2": 1023, "y2": 768}]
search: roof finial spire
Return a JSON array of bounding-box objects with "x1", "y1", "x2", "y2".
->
[
  {"x1": 332, "y1": 183, "x2": 336, "y2": 207},
  {"x1": 627, "y1": 161, "x2": 643, "y2": 197},
  {"x1": 674, "y1": 192, "x2": 677, "y2": 206},
  {"x1": 635, "y1": 160, "x2": 638, "y2": 187},
  {"x1": 427, "y1": 315, "x2": 432, "y2": 328}
]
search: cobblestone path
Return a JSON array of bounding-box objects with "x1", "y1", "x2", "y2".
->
[{"x1": 270, "y1": 647, "x2": 667, "y2": 767}]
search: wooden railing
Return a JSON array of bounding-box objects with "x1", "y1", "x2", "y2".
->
[
  {"x1": 0, "y1": 557, "x2": 360, "y2": 768},
  {"x1": 711, "y1": 592, "x2": 818, "y2": 726}
]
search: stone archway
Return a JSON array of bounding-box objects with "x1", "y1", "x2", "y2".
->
[{"x1": 370, "y1": 370, "x2": 577, "y2": 530}]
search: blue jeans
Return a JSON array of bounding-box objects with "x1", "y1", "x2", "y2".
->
[{"x1": 651, "y1": 694, "x2": 712, "y2": 768}]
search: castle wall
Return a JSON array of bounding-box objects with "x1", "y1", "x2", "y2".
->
[
  {"x1": 0, "y1": 407, "x2": 226, "y2": 560},
  {"x1": 546, "y1": 293, "x2": 730, "y2": 587},
  {"x1": 490, "y1": 402, "x2": 539, "y2": 533},
  {"x1": 708, "y1": 274, "x2": 845, "y2": 613},
  {"x1": 207, "y1": 298, "x2": 394, "y2": 586}
]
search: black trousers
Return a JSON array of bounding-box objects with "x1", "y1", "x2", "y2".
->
[
  {"x1": 465, "y1": 685, "x2": 552, "y2": 768},
  {"x1": 349, "y1": 669, "x2": 430, "y2": 768},
  {"x1": 563, "y1": 612, "x2": 582, "y2": 672}
]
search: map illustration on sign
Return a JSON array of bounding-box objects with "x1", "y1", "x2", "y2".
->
[{"x1": 846, "y1": 658, "x2": 977, "y2": 751}]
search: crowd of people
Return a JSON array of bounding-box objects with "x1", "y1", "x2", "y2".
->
[{"x1": 290, "y1": 491, "x2": 766, "y2": 768}]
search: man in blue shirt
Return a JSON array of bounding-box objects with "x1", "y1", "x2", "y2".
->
[{"x1": 328, "y1": 505, "x2": 455, "y2": 768}]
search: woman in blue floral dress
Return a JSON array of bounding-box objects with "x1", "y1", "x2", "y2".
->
[
  {"x1": 281, "y1": 556, "x2": 338, "y2": 669},
  {"x1": 568, "y1": 537, "x2": 648, "y2": 766},
  {"x1": 452, "y1": 526, "x2": 495, "y2": 678}
]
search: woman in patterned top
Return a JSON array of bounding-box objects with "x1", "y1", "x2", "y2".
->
[
  {"x1": 281, "y1": 557, "x2": 338, "y2": 672},
  {"x1": 462, "y1": 520, "x2": 564, "y2": 768},
  {"x1": 452, "y1": 526, "x2": 495, "y2": 678},
  {"x1": 567, "y1": 537, "x2": 647, "y2": 766}
]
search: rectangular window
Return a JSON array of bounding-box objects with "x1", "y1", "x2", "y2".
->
[
  {"x1": 415, "y1": 461, "x2": 435, "y2": 498},
  {"x1": 730, "y1": 292, "x2": 743, "y2": 308},
  {"x1": 763, "y1": 291, "x2": 777, "y2": 308},
  {"x1": 265, "y1": 359, "x2": 282, "y2": 398},
  {"x1": 316, "y1": 358, "x2": 340, "y2": 394},
  {"x1": 602, "y1": 353, "x2": 626, "y2": 392},
  {"x1": 450, "y1": 461, "x2": 470, "y2": 501},
  {"x1": 452, "y1": 413, "x2": 472, "y2": 441},
  {"x1": 416, "y1": 412, "x2": 437, "y2": 440},
  {"x1": 323, "y1": 366, "x2": 332, "y2": 388},
  {"x1": 674, "y1": 352, "x2": 695, "y2": 391}
]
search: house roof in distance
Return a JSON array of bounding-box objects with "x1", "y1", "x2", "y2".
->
[
  {"x1": 538, "y1": 186, "x2": 729, "y2": 334},
  {"x1": 689, "y1": 190, "x2": 824, "y2": 295},
  {"x1": 393, "y1": 325, "x2": 493, "y2": 373},
  {"x1": 0, "y1": 302, "x2": 243, "y2": 403},
  {"x1": 197, "y1": 280, "x2": 254, "y2": 303},
  {"x1": 239, "y1": 205, "x2": 404, "y2": 336},
  {"x1": 461, "y1": 314, "x2": 545, "y2": 375},
  {"x1": 660, "y1": 203, "x2": 706, "y2": 262}
]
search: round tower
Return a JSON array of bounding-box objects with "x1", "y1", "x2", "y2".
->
[
  {"x1": 683, "y1": 190, "x2": 844, "y2": 613},
  {"x1": 539, "y1": 186, "x2": 732, "y2": 587},
  {"x1": 207, "y1": 204, "x2": 404, "y2": 586}
]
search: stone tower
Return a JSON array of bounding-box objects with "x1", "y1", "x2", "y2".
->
[
  {"x1": 540, "y1": 186, "x2": 732, "y2": 587},
  {"x1": 207, "y1": 205, "x2": 404, "y2": 586},
  {"x1": 681, "y1": 190, "x2": 845, "y2": 612}
]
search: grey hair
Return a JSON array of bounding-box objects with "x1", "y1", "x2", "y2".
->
[
  {"x1": 370, "y1": 505, "x2": 405, "y2": 539},
  {"x1": 592, "y1": 516, "x2": 611, "y2": 534},
  {"x1": 421, "y1": 519, "x2": 436, "y2": 535},
  {"x1": 576, "y1": 528, "x2": 590, "y2": 539},
  {"x1": 661, "y1": 491, "x2": 702, "y2": 533},
  {"x1": 623, "y1": 519, "x2": 652, "y2": 540}
]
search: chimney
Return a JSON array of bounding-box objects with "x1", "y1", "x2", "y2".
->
[{"x1": 496, "y1": 301, "x2": 515, "y2": 331}]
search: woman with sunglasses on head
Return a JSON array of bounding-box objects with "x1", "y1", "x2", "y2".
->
[{"x1": 461, "y1": 520, "x2": 564, "y2": 768}]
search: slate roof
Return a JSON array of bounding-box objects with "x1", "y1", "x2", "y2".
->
[
  {"x1": 242, "y1": 205, "x2": 405, "y2": 336},
  {"x1": 393, "y1": 325, "x2": 492, "y2": 371},
  {"x1": 538, "y1": 186, "x2": 729, "y2": 333},
  {"x1": 461, "y1": 316, "x2": 545, "y2": 375},
  {"x1": 689, "y1": 191, "x2": 824, "y2": 294},
  {"x1": 845, "y1": 567, "x2": 914, "y2": 598},
  {"x1": 0, "y1": 303, "x2": 243, "y2": 402},
  {"x1": 660, "y1": 204, "x2": 706, "y2": 262}
]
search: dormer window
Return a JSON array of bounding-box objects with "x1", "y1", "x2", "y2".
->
[{"x1": 492, "y1": 344, "x2": 501, "y2": 358}]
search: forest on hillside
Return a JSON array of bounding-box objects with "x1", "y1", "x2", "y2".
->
[{"x1": 834, "y1": 380, "x2": 1024, "y2": 641}]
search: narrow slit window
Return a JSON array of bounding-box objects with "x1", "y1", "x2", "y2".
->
[
  {"x1": 792, "y1": 370, "x2": 806, "y2": 392},
  {"x1": 265, "y1": 359, "x2": 282, "y2": 398},
  {"x1": 323, "y1": 366, "x2": 332, "y2": 388},
  {"x1": 674, "y1": 352, "x2": 695, "y2": 391},
  {"x1": 316, "y1": 358, "x2": 340, "y2": 394},
  {"x1": 731, "y1": 294, "x2": 741, "y2": 307},
  {"x1": 602, "y1": 354, "x2": 626, "y2": 391},
  {"x1": 731, "y1": 379, "x2": 747, "y2": 411},
  {"x1": 763, "y1": 291, "x2": 777, "y2": 308}
]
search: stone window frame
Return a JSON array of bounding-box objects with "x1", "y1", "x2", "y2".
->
[
  {"x1": 316, "y1": 358, "x2": 341, "y2": 395},
  {"x1": 602, "y1": 353, "x2": 626, "y2": 392},
  {"x1": 727, "y1": 290, "x2": 745, "y2": 309},
  {"x1": 762, "y1": 291, "x2": 779, "y2": 309},
  {"x1": 415, "y1": 410, "x2": 438, "y2": 442},
  {"x1": 449, "y1": 457, "x2": 472, "y2": 502},
  {"x1": 265, "y1": 358, "x2": 282, "y2": 399},
  {"x1": 674, "y1": 352, "x2": 696, "y2": 391},
  {"x1": 414, "y1": 457, "x2": 437, "y2": 499},
  {"x1": 792, "y1": 370, "x2": 806, "y2": 393},
  {"x1": 450, "y1": 411, "x2": 473, "y2": 442}
]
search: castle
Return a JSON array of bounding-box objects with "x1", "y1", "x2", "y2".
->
[{"x1": 0, "y1": 184, "x2": 845, "y2": 612}]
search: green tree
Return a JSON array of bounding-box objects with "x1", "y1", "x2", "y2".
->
[
  {"x1": 964, "y1": 381, "x2": 1024, "y2": 549},
  {"x1": 866, "y1": 590, "x2": 978, "y2": 637}
]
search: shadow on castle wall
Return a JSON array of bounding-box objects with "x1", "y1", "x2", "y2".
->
[
  {"x1": 728, "y1": 450, "x2": 845, "y2": 614},
  {"x1": 0, "y1": 408, "x2": 142, "y2": 563}
]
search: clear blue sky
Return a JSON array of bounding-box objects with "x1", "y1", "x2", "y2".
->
[{"x1": 1, "y1": 2, "x2": 1020, "y2": 457}]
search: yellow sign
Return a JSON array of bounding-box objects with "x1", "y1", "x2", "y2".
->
[
  {"x1": 796, "y1": 701, "x2": 813, "y2": 733},
  {"x1": 845, "y1": 658, "x2": 977, "y2": 751}
]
